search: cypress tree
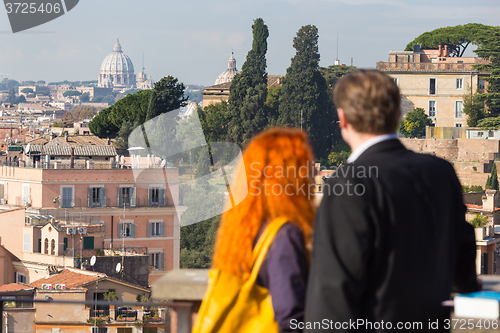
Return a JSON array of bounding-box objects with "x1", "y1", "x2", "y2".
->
[
  {"x1": 228, "y1": 18, "x2": 269, "y2": 146},
  {"x1": 490, "y1": 162, "x2": 499, "y2": 190},
  {"x1": 277, "y1": 25, "x2": 335, "y2": 158}
]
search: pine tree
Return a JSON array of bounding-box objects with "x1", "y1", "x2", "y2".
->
[
  {"x1": 228, "y1": 18, "x2": 269, "y2": 146},
  {"x1": 277, "y1": 25, "x2": 335, "y2": 158},
  {"x1": 475, "y1": 27, "x2": 500, "y2": 117}
]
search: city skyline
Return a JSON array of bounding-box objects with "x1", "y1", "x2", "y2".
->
[{"x1": 0, "y1": 0, "x2": 499, "y2": 86}]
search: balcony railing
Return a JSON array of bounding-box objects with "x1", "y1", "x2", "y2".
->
[{"x1": 115, "y1": 307, "x2": 137, "y2": 321}]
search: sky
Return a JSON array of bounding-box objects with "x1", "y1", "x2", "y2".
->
[{"x1": 0, "y1": 0, "x2": 499, "y2": 87}]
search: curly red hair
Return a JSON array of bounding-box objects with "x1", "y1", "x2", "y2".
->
[{"x1": 212, "y1": 128, "x2": 316, "y2": 279}]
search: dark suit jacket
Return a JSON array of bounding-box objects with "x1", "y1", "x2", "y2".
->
[{"x1": 305, "y1": 139, "x2": 478, "y2": 332}]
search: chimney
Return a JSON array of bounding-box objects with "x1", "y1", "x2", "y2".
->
[
  {"x1": 483, "y1": 189, "x2": 496, "y2": 212},
  {"x1": 64, "y1": 132, "x2": 68, "y2": 142},
  {"x1": 438, "y1": 45, "x2": 442, "y2": 57},
  {"x1": 444, "y1": 45, "x2": 448, "y2": 57}
]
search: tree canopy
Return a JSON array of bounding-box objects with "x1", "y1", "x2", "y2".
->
[
  {"x1": 227, "y1": 18, "x2": 269, "y2": 147},
  {"x1": 477, "y1": 116, "x2": 500, "y2": 130},
  {"x1": 278, "y1": 24, "x2": 336, "y2": 158},
  {"x1": 474, "y1": 27, "x2": 500, "y2": 117},
  {"x1": 398, "y1": 107, "x2": 433, "y2": 138},
  {"x1": 404, "y1": 23, "x2": 493, "y2": 57}
]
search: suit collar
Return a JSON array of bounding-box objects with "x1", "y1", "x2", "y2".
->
[
  {"x1": 347, "y1": 134, "x2": 398, "y2": 163},
  {"x1": 352, "y1": 138, "x2": 406, "y2": 163}
]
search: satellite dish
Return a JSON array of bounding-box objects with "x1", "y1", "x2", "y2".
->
[
  {"x1": 90, "y1": 255, "x2": 96, "y2": 266},
  {"x1": 115, "y1": 262, "x2": 122, "y2": 274},
  {"x1": 25, "y1": 143, "x2": 30, "y2": 154},
  {"x1": 160, "y1": 159, "x2": 166, "y2": 168}
]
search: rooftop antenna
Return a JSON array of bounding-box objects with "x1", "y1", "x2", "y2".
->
[
  {"x1": 335, "y1": 30, "x2": 340, "y2": 66},
  {"x1": 142, "y1": 53, "x2": 145, "y2": 72}
]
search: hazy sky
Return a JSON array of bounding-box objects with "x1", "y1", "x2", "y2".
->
[{"x1": 0, "y1": 0, "x2": 499, "y2": 86}]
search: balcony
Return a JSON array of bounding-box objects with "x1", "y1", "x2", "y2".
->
[{"x1": 376, "y1": 61, "x2": 481, "y2": 72}]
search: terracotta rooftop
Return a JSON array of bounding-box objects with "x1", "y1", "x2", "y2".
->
[
  {"x1": 465, "y1": 204, "x2": 500, "y2": 211},
  {"x1": 0, "y1": 283, "x2": 34, "y2": 292},
  {"x1": 30, "y1": 267, "x2": 105, "y2": 290}
]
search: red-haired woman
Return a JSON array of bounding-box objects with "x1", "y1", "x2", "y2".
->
[{"x1": 212, "y1": 128, "x2": 316, "y2": 332}]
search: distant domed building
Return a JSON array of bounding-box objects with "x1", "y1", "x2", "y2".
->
[
  {"x1": 215, "y1": 53, "x2": 239, "y2": 85},
  {"x1": 98, "y1": 39, "x2": 136, "y2": 90}
]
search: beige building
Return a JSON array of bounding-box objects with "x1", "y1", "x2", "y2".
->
[
  {"x1": 377, "y1": 46, "x2": 489, "y2": 127},
  {"x1": 464, "y1": 190, "x2": 500, "y2": 275},
  {"x1": 1, "y1": 267, "x2": 164, "y2": 333}
]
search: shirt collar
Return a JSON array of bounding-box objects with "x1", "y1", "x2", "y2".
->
[{"x1": 346, "y1": 134, "x2": 398, "y2": 163}]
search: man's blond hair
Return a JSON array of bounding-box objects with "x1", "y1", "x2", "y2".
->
[{"x1": 333, "y1": 69, "x2": 401, "y2": 134}]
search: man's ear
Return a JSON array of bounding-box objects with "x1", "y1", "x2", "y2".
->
[{"x1": 337, "y1": 108, "x2": 347, "y2": 129}]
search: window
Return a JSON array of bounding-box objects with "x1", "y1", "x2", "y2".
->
[
  {"x1": 148, "y1": 221, "x2": 165, "y2": 237},
  {"x1": 88, "y1": 186, "x2": 106, "y2": 207},
  {"x1": 118, "y1": 221, "x2": 136, "y2": 238},
  {"x1": 63, "y1": 237, "x2": 68, "y2": 251},
  {"x1": 148, "y1": 187, "x2": 166, "y2": 207},
  {"x1": 117, "y1": 328, "x2": 132, "y2": 333},
  {"x1": 118, "y1": 186, "x2": 136, "y2": 207},
  {"x1": 456, "y1": 78, "x2": 463, "y2": 89},
  {"x1": 455, "y1": 123, "x2": 463, "y2": 127},
  {"x1": 44, "y1": 238, "x2": 49, "y2": 254},
  {"x1": 4, "y1": 295, "x2": 32, "y2": 308},
  {"x1": 392, "y1": 78, "x2": 398, "y2": 86},
  {"x1": 23, "y1": 233, "x2": 30, "y2": 252},
  {"x1": 429, "y1": 78, "x2": 436, "y2": 95},
  {"x1": 479, "y1": 80, "x2": 486, "y2": 90},
  {"x1": 51, "y1": 239, "x2": 55, "y2": 255},
  {"x1": 149, "y1": 252, "x2": 165, "y2": 271},
  {"x1": 0, "y1": 183, "x2": 4, "y2": 204},
  {"x1": 17, "y1": 273, "x2": 26, "y2": 283},
  {"x1": 428, "y1": 101, "x2": 436, "y2": 117},
  {"x1": 22, "y1": 184, "x2": 30, "y2": 206},
  {"x1": 91, "y1": 328, "x2": 108, "y2": 333},
  {"x1": 455, "y1": 101, "x2": 463, "y2": 118},
  {"x1": 61, "y1": 186, "x2": 74, "y2": 208}
]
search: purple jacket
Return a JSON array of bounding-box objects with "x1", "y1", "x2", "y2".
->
[{"x1": 256, "y1": 223, "x2": 307, "y2": 333}]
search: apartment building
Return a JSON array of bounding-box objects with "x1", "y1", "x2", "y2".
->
[
  {"x1": 1, "y1": 267, "x2": 164, "y2": 333},
  {"x1": 0, "y1": 160, "x2": 184, "y2": 285},
  {"x1": 377, "y1": 45, "x2": 489, "y2": 127}
]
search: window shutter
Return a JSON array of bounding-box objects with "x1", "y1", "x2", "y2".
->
[
  {"x1": 118, "y1": 188, "x2": 123, "y2": 207},
  {"x1": 147, "y1": 222, "x2": 152, "y2": 238},
  {"x1": 149, "y1": 253, "x2": 153, "y2": 266},
  {"x1": 117, "y1": 222, "x2": 123, "y2": 238},
  {"x1": 131, "y1": 223, "x2": 136, "y2": 238},
  {"x1": 0, "y1": 183, "x2": 4, "y2": 200},
  {"x1": 159, "y1": 188, "x2": 166, "y2": 207},
  {"x1": 148, "y1": 189, "x2": 152, "y2": 207},
  {"x1": 160, "y1": 222, "x2": 165, "y2": 237},
  {"x1": 159, "y1": 252, "x2": 165, "y2": 271},
  {"x1": 101, "y1": 187, "x2": 107, "y2": 207},
  {"x1": 130, "y1": 187, "x2": 136, "y2": 207},
  {"x1": 88, "y1": 187, "x2": 92, "y2": 207}
]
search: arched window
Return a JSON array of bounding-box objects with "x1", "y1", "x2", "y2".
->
[
  {"x1": 51, "y1": 239, "x2": 55, "y2": 255},
  {"x1": 44, "y1": 238, "x2": 49, "y2": 254}
]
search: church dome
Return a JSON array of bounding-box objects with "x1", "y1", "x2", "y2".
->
[
  {"x1": 215, "y1": 52, "x2": 239, "y2": 85},
  {"x1": 98, "y1": 39, "x2": 136, "y2": 89}
]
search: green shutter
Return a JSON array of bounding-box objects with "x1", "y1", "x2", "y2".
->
[{"x1": 83, "y1": 237, "x2": 94, "y2": 250}]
